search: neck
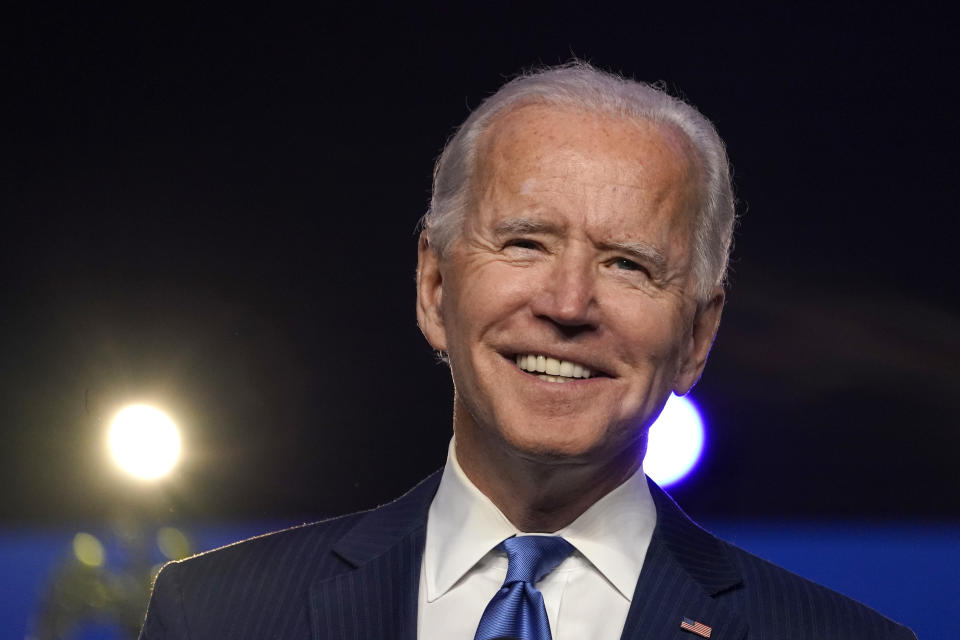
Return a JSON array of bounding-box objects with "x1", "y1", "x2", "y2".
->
[{"x1": 454, "y1": 419, "x2": 644, "y2": 533}]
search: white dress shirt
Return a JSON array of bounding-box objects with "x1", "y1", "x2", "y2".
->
[{"x1": 417, "y1": 438, "x2": 658, "y2": 640}]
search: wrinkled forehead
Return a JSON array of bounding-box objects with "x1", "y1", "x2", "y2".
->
[
  {"x1": 475, "y1": 103, "x2": 699, "y2": 195},
  {"x1": 470, "y1": 103, "x2": 703, "y2": 227}
]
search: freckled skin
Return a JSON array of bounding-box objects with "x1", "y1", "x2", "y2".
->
[{"x1": 416, "y1": 104, "x2": 724, "y2": 531}]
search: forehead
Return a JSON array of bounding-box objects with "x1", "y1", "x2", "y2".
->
[
  {"x1": 470, "y1": 103, "x2": 701, "y2": 238},
  {"x1": 476, "y1": 103, "x2": 698, "y2": 194}
]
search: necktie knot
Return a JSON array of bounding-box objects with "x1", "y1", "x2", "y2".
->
[
  {"x1": 500, "y1": 536, "x2": 574, "y2": 585},
  {"x1": 474, "y1": 536, "x2": 574, "y2": 640}
]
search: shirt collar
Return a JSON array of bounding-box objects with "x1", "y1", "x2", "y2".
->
[{"x1": 423, "y1": 437, "x2": 657, "y2": 602}]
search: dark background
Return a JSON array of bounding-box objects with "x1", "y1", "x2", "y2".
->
[{"x1": 2, "y1": 3, "x2": 957, "y2": 526}]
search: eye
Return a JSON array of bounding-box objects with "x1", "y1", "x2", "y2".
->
[
  {"x1": 504, "y1": 238, "x2": 541, "y2": 251},
  {"x1": 607, "y1": 256, "x2": 653, "y2": 281},
  {"x1": 612, "y1": 257, "x2": 643, "y2": 271}
]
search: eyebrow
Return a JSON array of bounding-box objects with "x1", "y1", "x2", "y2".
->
[{"x1": 492, "y1": 217, "x2": 563, "y2": 237}]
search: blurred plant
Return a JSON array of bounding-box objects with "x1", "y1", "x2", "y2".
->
[{"x1": 28, "y1": 518, "x2": 193, "y2": 640}]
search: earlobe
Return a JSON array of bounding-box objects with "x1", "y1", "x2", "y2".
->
[
  {"x1": 416, "y1": 233, "x2": 448, "y2": 351},
  {"x1": 673, "y1": 289, "x2": 725, "y2": 396}
]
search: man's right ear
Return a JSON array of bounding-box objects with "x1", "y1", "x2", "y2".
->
[{"x1": 416, "y1": 232, "x2": 447, "y2": 351}]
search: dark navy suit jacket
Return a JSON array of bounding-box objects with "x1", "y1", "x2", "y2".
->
[{"x1": 140, "y1": 472, "x2": 916, "y2": 639}]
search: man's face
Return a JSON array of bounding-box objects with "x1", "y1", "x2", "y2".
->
[{"x1": 417, "y1": 104, "x2": 723, "y2": 471}]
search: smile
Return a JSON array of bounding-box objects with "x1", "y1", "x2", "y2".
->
[{"x1": 514, "y1": 354, "x2": 595, "y2": 383}]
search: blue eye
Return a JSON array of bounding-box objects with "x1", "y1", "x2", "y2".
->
[{"x1": 613, "y1": 257, "x2": 642, "y2": 271}]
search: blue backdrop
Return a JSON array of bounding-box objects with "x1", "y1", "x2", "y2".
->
[{"x1": 3, "y1": 521, "x2": 955, "y2": 639}]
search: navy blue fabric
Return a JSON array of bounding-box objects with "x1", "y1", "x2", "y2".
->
[
  {"x1": 139, "y1": 472, "x2": 917, "y2": 639},
  {"x1": 473, "y1": 536, "x2": 573, "y2": 640}
]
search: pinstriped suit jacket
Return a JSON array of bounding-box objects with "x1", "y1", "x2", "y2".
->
[{"x1": 139, "y1": 472, "x2": 916, "y2": 639}]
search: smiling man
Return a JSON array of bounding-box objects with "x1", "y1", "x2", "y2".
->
[
  {"x1": 416, "y1": 102, "x2": 721, "y2": 536},
  {"x1": 140, "y1": 63, "x2": 916, "y2": 640}
]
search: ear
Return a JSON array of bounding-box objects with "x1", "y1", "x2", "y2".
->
[
  {"x1": 416, "y1": 232, "x2": 448, "y2": 351},
  {"x1": 673, "y1": 288, "x2": 725, "y2": 396}
]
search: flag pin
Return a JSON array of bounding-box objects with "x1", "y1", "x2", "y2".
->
[{"x1": 680, "y1": 617, "x2": 712, "y2": 638}]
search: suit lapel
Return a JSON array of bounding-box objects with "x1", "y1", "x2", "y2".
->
[
  {"x1": 308, "y1": 472, "x2": 442, "y2": 640},
  {"x1": 619, "y1": 480, "x2": 748, "y2": 640},
  {"x1": 306, "y1": 471, "x2": 746, "y2": 640}
]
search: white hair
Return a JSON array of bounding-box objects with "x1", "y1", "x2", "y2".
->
[{"x1": 420, "y1": 62, "x2": 736, "y2": 301}]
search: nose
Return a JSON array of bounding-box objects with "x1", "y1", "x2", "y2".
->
[{"x1": 530, "y1": 250, "x2": 599, "y2": 331}]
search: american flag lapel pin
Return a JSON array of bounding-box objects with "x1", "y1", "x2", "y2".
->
[{"x1": 680, "y1": 617, "x2": 712, "y2": 638}]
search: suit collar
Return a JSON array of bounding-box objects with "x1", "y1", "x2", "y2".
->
[
  {"x1": 647, "y1": 478, "x2": 742, "y2": 596},
  {"x1": 309, "y1": 471, "x2": 441, "y2": 640},
  {"x1": 617, "y1": 479, "x2": 747, "y2": 639},
  {"x1": 317, "y1": 470, "x2": 739, "y2": 586},
  {"x1": 307, "y1": 471, "x2": 746, "y2": 640},
  {"x1": 330, "y1": 471, "x2": 442, "y2": 567}
]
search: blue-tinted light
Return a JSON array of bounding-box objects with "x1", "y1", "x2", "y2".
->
[{"x1": 643, "y1": 393, "x2": 705, "y2": 487}]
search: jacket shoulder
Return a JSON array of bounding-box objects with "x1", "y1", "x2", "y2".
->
[
  {"x1": 140, "y1": 472, "x2": 442, "y2": 639},
  {"x1": 140, "y1": 512, "x2": 363, "y2": 640},
  {"x1": 173, "y1": 511, "x2": 362, "y2": 582},
  {"x1": 718, "y1": 540, "x2": 916, "y2": 640}
]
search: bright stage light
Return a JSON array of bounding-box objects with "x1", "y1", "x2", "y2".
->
[
  {"x1": 108, "y1": 405, "x2": 181, "y2": 479},
  {"x1": 644, "y1": 393, "x2": 706, "y2": 487}
]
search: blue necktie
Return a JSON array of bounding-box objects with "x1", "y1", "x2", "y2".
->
[{"x1": 474, "y1": 535, "x2": 574, "y2": 640}]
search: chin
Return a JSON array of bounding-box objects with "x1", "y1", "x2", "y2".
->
[{"x1": 497, "y1": 419, "x2": 621, "y2": 464}]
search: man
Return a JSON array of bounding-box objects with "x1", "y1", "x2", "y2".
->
[{"x1": 140, "y1": 63, "x2": 916, "y2": 639}]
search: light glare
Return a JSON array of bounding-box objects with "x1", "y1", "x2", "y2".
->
[
  {"x1": 72, "y1": 532, "x2": 105, "y2": 567},
  {"x1": 156, "y1": 526, "x2": 192, "y2": 560},
  {"x1": 644, "y1": 393, "x2": 705, "y2": 487},
  {"x1": 108, "y1": 404, "x2": 181, "y2": 479}
]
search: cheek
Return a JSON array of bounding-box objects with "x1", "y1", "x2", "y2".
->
[
  {"x1": 610, "y1": 301, "x2": 689, "y2": 365},
  {"x1": 439, "y1": 265, "x2": 502, "y2": 350},
  {"x1": 450, "y1": 263, "x2": 537, "y2": 322}
]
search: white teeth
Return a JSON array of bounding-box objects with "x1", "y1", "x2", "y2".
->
[
  {"x1": 514, "y1": 354, "x2": 594, "y2": 380},
  {"x1": 545, "y1": 357, "x2": 560, "y2": 375},
  {"x1": 537, "y1": 374, "x2": 570, "y2": 383}
]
